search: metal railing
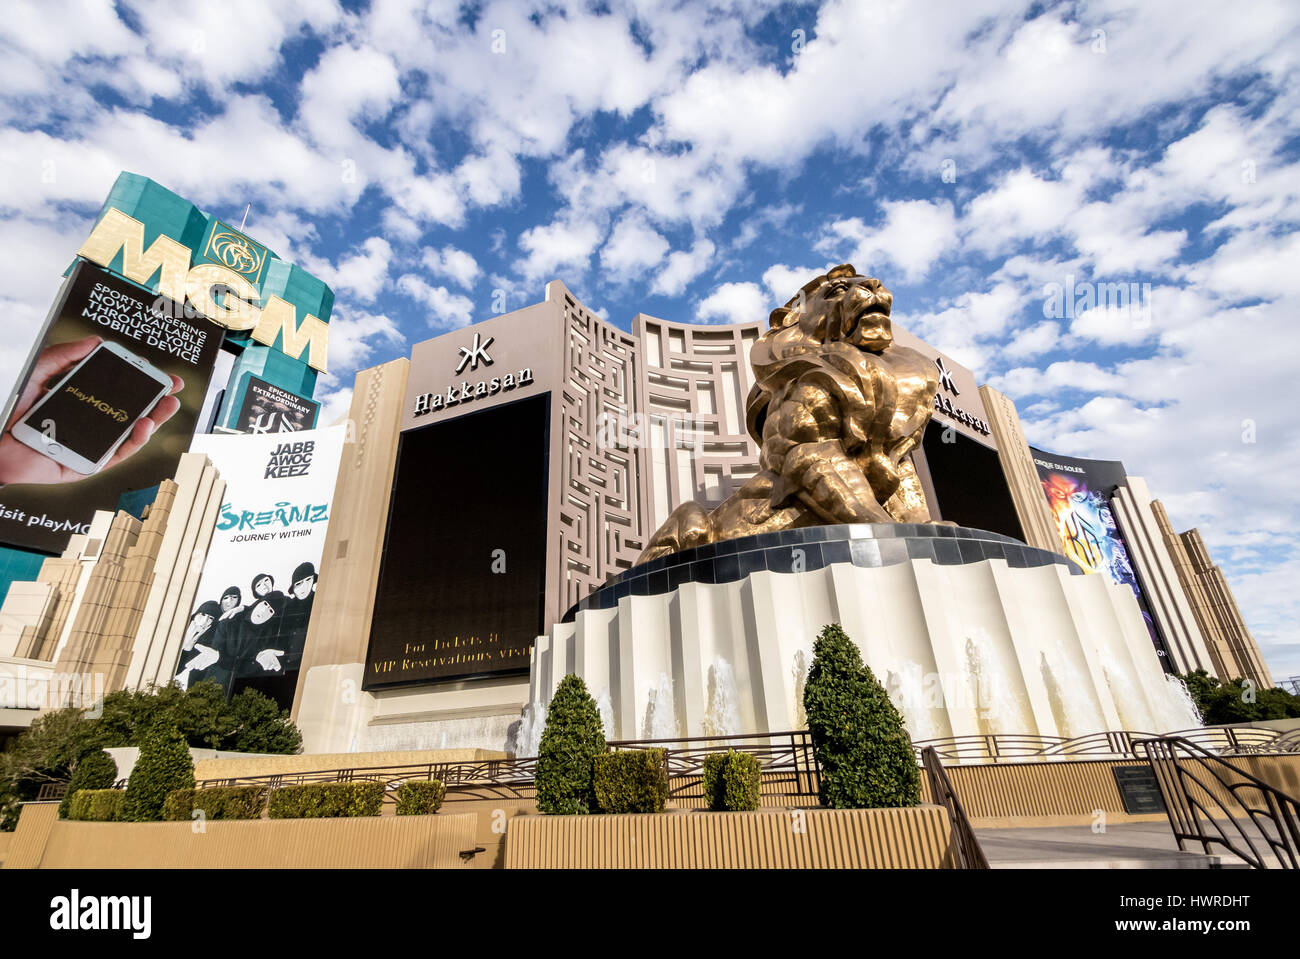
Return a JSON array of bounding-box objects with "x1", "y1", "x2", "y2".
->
[
  {"x1": 1137, "y1": 736, "x2": 1300, "y2": 869},
  {"x1": 200, "y1": 757, "x2": 539, "y2": 804},
  {"x1": 920, "y1": 746, "x2": 989, "y2": 869},
  {"x1": 911, "y1": 725, "x2": 1300, "y2": 764},
  {"x1": 606, "y1": 730, "x2": 821, "y2": 807}
]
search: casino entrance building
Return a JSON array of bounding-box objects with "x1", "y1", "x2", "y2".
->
[{"x1": 291, "y1": 275, "x2": 1265, "y2": 754}]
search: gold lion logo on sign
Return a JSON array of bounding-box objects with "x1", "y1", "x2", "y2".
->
[{"x1": 210, "y1": 231, "x2": 263, "y2": 275}]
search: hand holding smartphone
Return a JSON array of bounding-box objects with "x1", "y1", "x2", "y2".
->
[{"x1": 0, "y1": 336, "x2": 183, "y2": 485}]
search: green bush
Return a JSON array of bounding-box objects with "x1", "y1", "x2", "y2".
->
[
  {"x1": 592, "y1": 749, "x2": 668, "y2": 813},
  {"x1": 803, "y1": 623, "x2": 920, "y2": 809},
  {"x1": 122, "y1": 726, "x2": 196, "y2": 822},
  {"x1": 535, "y1": 675, "x2": 607, "y2": 815},
  {"x1": 394, "y1": 779, "x2": 446, "y2": 816},
  {"x1": 162, "y1": 785, "x2": 269, "y2": 821},
  {"x1": 702, "y1": 750, "x2": 762, "y2": 811},
  {"x1": 67, "y1": 788, "x2": 126, "y2": 822},
  {"x1": 267, "y1": 782, "x2": 384, "y2": 819},
  {"x1": 58, "y1": 750, "x2": 118, "y2": 819},
  {"x1": 1181, "y1": 670, "x2": 1300, "y2": 725}
]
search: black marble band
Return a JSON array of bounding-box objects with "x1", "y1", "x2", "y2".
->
[{"x1": 563, "y1": 523, "x2": 1082, "y2": 623}]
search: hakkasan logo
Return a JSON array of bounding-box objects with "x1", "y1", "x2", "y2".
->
[{"x1": 203, "y1": 221, "x2": 268, "y2": 284}]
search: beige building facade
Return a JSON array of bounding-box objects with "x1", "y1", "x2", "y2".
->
[{"x1": 0, "y1": 274, "x2": 1279, "y2": 747}]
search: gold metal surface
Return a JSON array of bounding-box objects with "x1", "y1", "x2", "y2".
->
[{"x1": 639, "y1": 265, "x2": 940, "y2": 563}]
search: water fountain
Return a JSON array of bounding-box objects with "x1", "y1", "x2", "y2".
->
[
  {"x1": 887, "y1": 660, "x2": 941, "y2": 743},
  {"x1": 595, "y1": 687, "x2": 616, "y2": 741},
  {"x1": 642, "y1": 672, "x2": 679, "y2": 740},
  {"x1": 702, "y1": 657, "x2": 741, "y2": 738}
]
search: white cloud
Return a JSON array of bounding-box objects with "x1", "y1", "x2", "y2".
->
[
  {"x1": 600, "y1": 214, "x2": 669, "y2": 276},
  {"x1": 396, "y1": 274, "x2": 475, "y2": 328},
  {"x1": 421, "y1": 245, "x2": 481, "y2": 290},
  {"x1": 651, "y1": 239, "x2": 716, "y2": 297},
  {"x1": 761, "y1": 263, "x2": 830, "y2": 304},
  {"x1": 822, "y1": 200, "x2": 958, "y2": 283},
  {"x1": 324, "y1": 308, "x2": 405, "y2": 371},
  {"x1": 695, "y1": 281, "x2": 767, "y2": 325},
  {"x1": 515, "y1": 216, "x2": 602, "y2": 283},
  {"x1": 303, "y1": 237, "x2": 393, "y2": 303}
]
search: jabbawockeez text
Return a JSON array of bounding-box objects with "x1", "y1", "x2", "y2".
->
[{"x1": 264, "y1": 440, "x2": 314, "y2": 479}]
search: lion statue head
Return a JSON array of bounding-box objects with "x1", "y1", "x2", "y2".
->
[
  {"x1": 766, "y1": 263, "x2": 895, "y2": 352},
  {"x1": 746, "y1": 263, "x2": 899, "y2": 442}
]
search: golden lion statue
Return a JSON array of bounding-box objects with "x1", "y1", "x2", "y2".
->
[{"x1": 638, "y1": 264, "x2": 941, "y2": 563}]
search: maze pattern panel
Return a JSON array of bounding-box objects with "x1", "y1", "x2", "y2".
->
[{"x1": 634, "y1": 315, "x2": 763, "y2": 531}]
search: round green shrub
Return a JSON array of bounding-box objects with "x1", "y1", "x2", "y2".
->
[
  {"x1": 67, "y1": 788, "x2": 126, "y2": 822},
  {"x1": 803, "y1": 623, "x2": 920, "y2": 809},
  {"x1": 535, "y1": 674, "x2": 607, "y2": 815},
  {"x1": 58, "y1": 750, "x2": 118, "y2": 819},
  {"x1": 122, "y1": 725, "x2": 195, "y2": 822},
  {"x1": 163, "y1": 785, "x2": 268, "y2": 821},
  {"x1": 267, "y1": 782, "x2": 384, "y2": 818},
  {"x1": 702, "y1": 750, "x2": 761, "y2": 811},
  {"x1": 395, "y1": 779, "x2": 447, "y2": 815},
  {"x1": 592, "y1": 749, "x2": 668, "y2": 813}
]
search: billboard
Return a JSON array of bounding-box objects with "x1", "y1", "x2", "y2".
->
[
  {"x1": 234, "y1": 375, "x2": 319, "y2": 433},
  {"x1": 365, "y1": 394, "x2": 550, "y2": 689},
  {"x1": 1030, "y1": 448, "x2": 1171, "y2": 663},
  {"x1": 0, "y1": 261, "x2": 223, "y2": 553},
  {"x1": 173, "y1": 424, "x2": 346, "y2": 709}
]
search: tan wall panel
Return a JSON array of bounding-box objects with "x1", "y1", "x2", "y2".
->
[
  {"x1": 919, "y1": 754, "x2": 1300, "y2": 823},
  {"x1": 3, "y1": 802, "x2": 59, "y2": 869},
  {"x1": 503, "y1": 805, "x2": 956, "y2": 869},
  {"x1": 29, "y1": 813, "x2": 477, "y2": 869}
]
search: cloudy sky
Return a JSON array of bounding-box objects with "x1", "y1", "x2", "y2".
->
[{"x1": 1, "y1": 0, "x2": 1297, "y2": 678}]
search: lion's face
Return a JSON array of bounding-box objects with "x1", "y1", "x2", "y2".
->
[{"x1": 793, "y1": 269, "x2": 894, "y2": 353}]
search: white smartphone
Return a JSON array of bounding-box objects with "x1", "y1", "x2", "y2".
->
[{"x1": 11, "y1": 341, "x2": 173, "y2": 475}]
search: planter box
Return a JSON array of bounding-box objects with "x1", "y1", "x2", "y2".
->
[
  {"x1": 503, "y1": 804, "x2": 956, "y2": 868},
  {"x1": 5, "y1": 802, "x2": 479, "y2": 869}
]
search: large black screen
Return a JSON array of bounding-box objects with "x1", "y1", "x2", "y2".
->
[
  {"x1": 364, "y1": 393, "x2": 550, "y2": 689},
  {"x1": 922, "y1": 422, "x2": 1025, "y2": 542}
]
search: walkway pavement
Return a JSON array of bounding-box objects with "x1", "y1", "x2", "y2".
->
[{"x1": 974, "y1": 819, "x2": 1279, "y2": 869}]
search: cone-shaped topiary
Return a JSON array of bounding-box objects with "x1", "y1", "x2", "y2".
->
[
  {"x1": 122, "y1": 725, "x2": 195, "y2": 822},
  {"x1": 58, "y1": 749, "x2": 118, "y2": 819},
  {"x1": 803, "y1": 623, "x2": 920, "y2": 809},
  {"x1": 535, "y1": 674, "x2": 607, "y2": 814}
]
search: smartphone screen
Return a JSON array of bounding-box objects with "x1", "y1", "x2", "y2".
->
[{"x1": 24, "y1": 347, "x2": 167, "y2": 463}]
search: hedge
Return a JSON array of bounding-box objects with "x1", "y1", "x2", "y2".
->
[
  {"x1": 535, "y1": 674, "x2": 607, "y2": 814},
  {"x1": 267, "y1": 782, "x2": 385, "y2": 819},
  {"x1": 394, "y1": 779, "x2": 446, "y2": 816},
  {"x1": 67, "y1": 789, "x2": 126, "y2": 822},
  {"x1": 59, "y1": 750, "x2": 118, "y2": 819},
  {"x1": 592, "y1": 749, "x2": 668, "y2": 814},
  {"x1": 122, "y1": 725, "x2": 196, "y2": 822},
  {"x1": 163, "y1": 785, "x2": 269, "y2": 821},
  {"x1": 702, "y1": 750, "x2": 761, "y2": 811},
  {"x1": 803, "y1": 623, "x2": 921, "y2": 809}
]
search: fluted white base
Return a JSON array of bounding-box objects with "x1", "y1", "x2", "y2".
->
[{"x1": 528, "y1": 558, "x2": 1196, "y2": 743}]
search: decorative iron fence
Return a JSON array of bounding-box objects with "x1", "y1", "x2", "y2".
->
[
  {"x1": 911, "y1": 725, "x2": 1300, "y2": 764},
  {"x1": 606, "y1": 730, "x2": 821, "y2": 807},
  {"x1": 1137, "y1": 736, "x2": 1300, "y2": 869}
]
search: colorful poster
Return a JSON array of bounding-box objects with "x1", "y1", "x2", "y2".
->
[
  {"x1": 0, "y1": 262, "x2": 224, "y2": 553},
  {"x1": 174, "y1": 424, "x2": 345, "y2": 709},
  {"x1": 1030, "y1": 448, "x2": 1170, "y2": 664}
]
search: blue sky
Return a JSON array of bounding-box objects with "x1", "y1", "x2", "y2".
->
[{"x1": 1, "y1": 0, "x2": 1298, "y2": 678}]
